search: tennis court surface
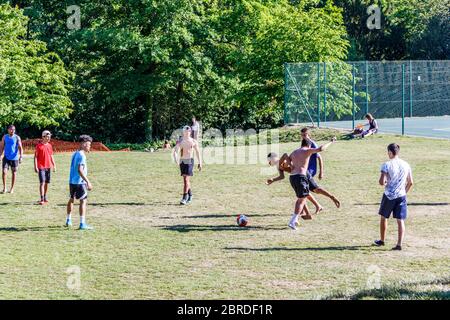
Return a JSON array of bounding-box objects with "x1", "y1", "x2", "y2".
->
[{"x1": 321, "y1": 116, "x2": 450, "y2": 139}]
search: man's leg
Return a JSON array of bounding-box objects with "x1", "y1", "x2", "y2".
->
[
  {"x1": 396, "y1": 219, "x2": 405, "y2": 247},
  {"x1": 39, "y1": 183, "x2": 45, "y2": 202},
  {"x1": 66, "y1": 198, "x2": 74, "y2": 226},
  {"x1": 44, "y1": 183, "x2": 49, "y2": 201},
  {"x1": 2, "y1": 168, "x2": 7, "y2": 193},
  {"x1": 313, "y1": 188, "x2": 340, "y2": 208},
  {"x1": 181, "y1": 175, "x2": 190, "y2": 204},
  {"x1": 79, "y1": 198, "x2": 92, "y2": 230},
  {"x1": 9, "y1": 170, "x2": 16, "y2": 193},
  {"x1": 307, "y1": 194, "x2": 323, "y2": 214},
  {"x1": 289, "y1": 197, "x2": 307, "y2": 229},
  {"x1": 380, "y1": 217, "x2": 387, "y2": 242}
]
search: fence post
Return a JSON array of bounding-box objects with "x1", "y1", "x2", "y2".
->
[
  {"x1": 317, "y1": 63, "x2": 320, "y2": 127},
  {"x1": 323, "y1": 62, "x2": 327, "y2": 123},
  {"x1": 352, "y1": 64, "x2": 356, "y2": 130},
  {"x1": 409, "y1": 60, "x2": 413, "y2": 118},
  {"x1": 402, "y1": 64, "x2": 405, "y2": 135},
  {"x1": 365, "y1": 61, "x2": 369, "y2": 115},
  {"x1": 284, "y1": 63, "x2": 288, "y2": 124}
]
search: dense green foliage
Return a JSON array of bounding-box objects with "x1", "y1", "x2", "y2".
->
[
  {"x1": 0, "y1": 1, "x2": 447, "y2": 142},
  {"x1": 0, "y1": 4, "x2": 73, "y2": 129}
]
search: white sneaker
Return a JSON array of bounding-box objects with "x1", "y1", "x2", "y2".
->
[
  {"x1": 288, "y1": 222, "x2": 297, "y2": 230},
  {"x1": 180, "y1": 199, "x2": 187, "y2": 205}
]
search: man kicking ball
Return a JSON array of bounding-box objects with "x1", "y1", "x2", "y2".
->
[
  {"x1": 0, "y1": 125, "x2": 23, "y2": 194},
  {"x1": 34, "y1": 130, "x2": 56, "y2": 205},
  {"x1": 173, "y1": 126, "x2": 202, "y2": 205},
  {"x1": 286, "y1": 137, "x2": 336, "y2": 230},
  {"x1": 66, "y1": 135, "x2": 93, "y2": 230},
  {"x1": 300, "y1": 127, "x2": 340, "y2": 210},
  {"x1": 266, "y1": 152, "x2": 322, "y2": 220},
  {"x1": 374, "y1": 143, "x2": 413, "y2": 250}
]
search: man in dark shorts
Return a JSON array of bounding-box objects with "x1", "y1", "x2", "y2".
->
[
  {"x1": 66, "y1": 135, "x2": 94, "y2": 230},
  {"x1": 286, "y1": 137, "x2": 336, "y2": 230},
  {"x1": 173, "y1": 126, "x2": 202, "y2": 205},
  {"x1": 301, "y1": 128, "x2": 340, "y2": 209},
  {"x1": 374, "y1": 143, "x2": 413, "y2": 250},
  {"x1": 266, "y1": 152, "x2": 322, "y2": 220},
  {"x1": 0, "y1": 125, "x2": 23, "y2": 194},
  {"x1": 34, "y1": 130, "x2": 56, "y2": 205}
]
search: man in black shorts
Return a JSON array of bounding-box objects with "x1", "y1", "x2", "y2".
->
[
  {"x1": 287, "y1": 138, "x2": 336, "y2": 230},
  {"x1": 173, "y1": 126, "x2": 202, "y2": 205}
]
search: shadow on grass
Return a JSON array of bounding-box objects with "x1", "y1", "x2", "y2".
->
[
  {"x1": 0, "y1": 202, "x2": 43, "y2": 206},
  {"x1": 55, "y1": 201, "x2": 180, "y2": 207},
  {"x1": 160, "y1": 224, "x2": 286, "y2": 232},
  {"x1": 224, "y1": 245, "x2": 373, "y2": 252},
  {"x1": 324, "y1": 278, "x2": 450, "y2": 300},
  {"x1": 0, "y1": 225, "x2": 65, "y2": 232},
  {"x1": 160, "y1": 213, "x2": 278, "y2": 219},
  {"x1": 354, "y1": 202, "x2": 449, "y2": 206}
]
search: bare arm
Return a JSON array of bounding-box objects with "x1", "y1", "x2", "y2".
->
[
  {"x1": 379, "y1": 172, "x2": 387, "y2": 186},
  {"x1": 0, "y1": 136, "x2": 4, "y2": 158},
  {"x1": 308, "y1": 137, "x2": 336, "y2": 155},
  {"x1": 405, "y1": 171, "x2": 413, "y2": 193},
  {"x1": 51, "y1": 155, "x2": 56, "y2": 172},
  {"x1": 267, "y1": 170, "x2": 285, "y2": 185},
  {"x1": 194, "y1": 140, "x2": 202, "y2": 170},
  {"x1": 173, "y1": 143, "x2": 180, "y2": 165},
  {"x1": 317, "y1": 153, "x2": 324, "y2": 179},
  {"x1": 18, "y1": 137, "x2": 23, "y2": 162},
  {"x1": 34, "y1": 149, "x2": 38, "y2": 172},
  {"x1": 78, "y1": 164, "x2": 92, "y2": 190}
]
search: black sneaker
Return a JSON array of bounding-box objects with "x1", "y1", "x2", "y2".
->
[
  {"x1": 391, "y1": 245, "x2": 402, "y2": 251},
  {"x1": 373, "y1": 240, "x2": 385, "y2": 246}
]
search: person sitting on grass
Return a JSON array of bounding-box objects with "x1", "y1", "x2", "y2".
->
[
  {"x1": 163, "y1": 140, "x2": 172, "y2": 150},
  {"x1": 66, "y1": 135, "x2": 94, "y2": 230},
  {"x1": 361, "y1": 113, "x2": 378, "y2": 138},
  {"x1": 34, "y1": 130, "x2": 56, "y2": 205},
  {"x1": 374, "y1": 143, "x2": 413, "y2": 251}
]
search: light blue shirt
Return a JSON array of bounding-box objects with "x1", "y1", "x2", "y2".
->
[{"x1": 69, "y1": 150, "x2": 87, "y2": 185}]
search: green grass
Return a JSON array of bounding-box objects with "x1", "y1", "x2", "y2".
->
[{"x1": 0, "y1": 133, "x2": 449, "y2": 299}]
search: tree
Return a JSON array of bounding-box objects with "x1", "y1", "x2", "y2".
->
[{"x1": 0, "y1": 3, "x2": 73, "y2": 129}]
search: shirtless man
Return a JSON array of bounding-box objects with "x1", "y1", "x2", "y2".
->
[
  {"x1": 266, "y1": 152, "x2": 322, "y2": 220},
  {"x1": 287, "y1": 137, "x2": 336, "y2": 230},
  {"x1": 173, "y1": 126, "x2": 202, "y2": 205}
]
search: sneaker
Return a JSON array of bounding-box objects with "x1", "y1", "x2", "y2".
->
[
  {"x1": 373, "y1": 240, "x2": 385, "y2": 246},
  {"x1": 180, "y1": 198, "x2": 187, "y2": 205},
  {"x1": 288, "y1": 222, "x2": 297, "y2": 230},
  {"x1": 65, "y1": 220, "x2": 72, "y2": 227},
  {"x1": 391, "y1": 245, "x2": 402, "y2": 251},
  {"x1": 38, "y1": 200, "x2": 45, "y2": 205},
  {"x1": 79, "y1": 223, "x2": 93, "y2": 230},
  {"x1": 44, "y1": 199, "x2": 49, "y2": 203},
  {"x1": 186, "y1": 195, "x2": 193, "y2": 204}
]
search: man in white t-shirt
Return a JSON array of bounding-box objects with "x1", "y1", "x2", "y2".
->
[{"x1": 374, "y1": 143, "x2": 413, "y2": 250}]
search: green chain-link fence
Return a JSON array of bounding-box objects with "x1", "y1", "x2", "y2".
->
[{"x1": 284, "y1": 60, "x2": 450, "y2": 134}]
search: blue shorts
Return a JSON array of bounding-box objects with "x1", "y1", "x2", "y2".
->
[{"x1": 378, "y1": 194, "x2": 407, "y2": 220}]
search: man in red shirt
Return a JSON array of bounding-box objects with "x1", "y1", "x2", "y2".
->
[{"x1": 34, "y1": 130, "x2": 56, "y2": 205}]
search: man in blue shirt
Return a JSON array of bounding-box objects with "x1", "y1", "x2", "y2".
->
[
  {"x1": 0, "y1": 125, "x2": 23, "y2": 194},
  {"x1": 66, "y1": 135, "x2": 94, "y2": 230},
  {"x1": 301, "y1": 128, "x2": 340, "y2": 209}
]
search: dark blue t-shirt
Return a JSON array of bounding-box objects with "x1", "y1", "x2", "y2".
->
[{"x1": 308, "y1": 140, "x2": 318, "y2": 177}]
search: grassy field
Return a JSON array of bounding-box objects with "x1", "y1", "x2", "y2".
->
[{"x1": 0, "y1": 133, "x2": 449, "y2": 299}]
